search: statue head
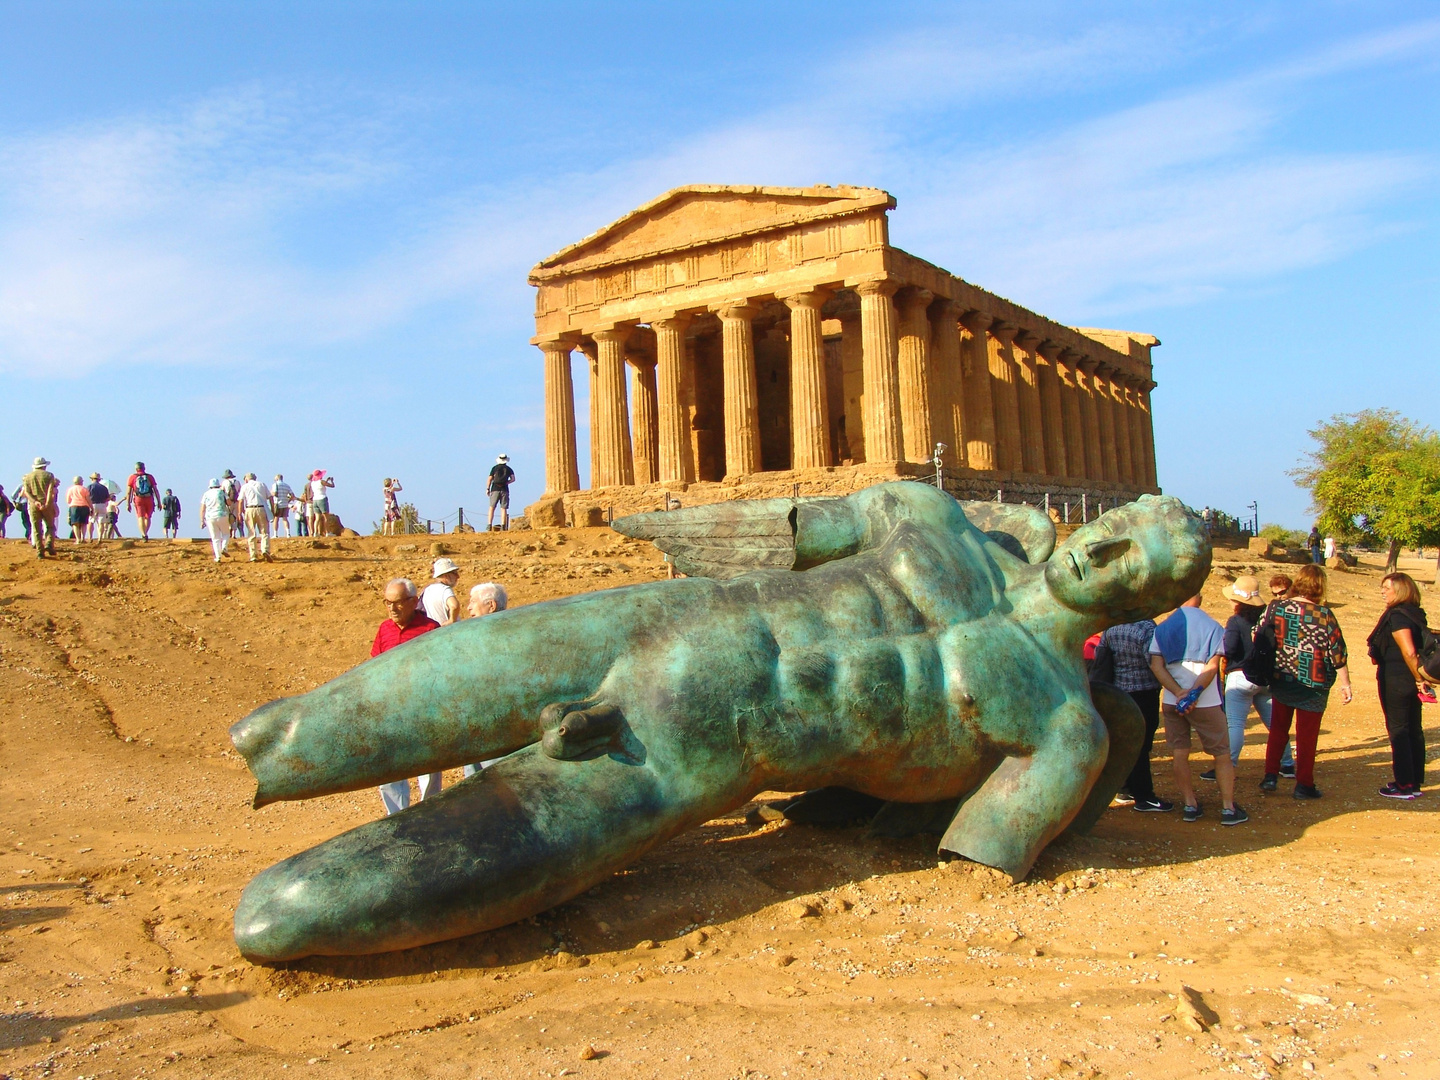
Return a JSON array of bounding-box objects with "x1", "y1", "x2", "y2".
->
[{"x1": 1044, "y1": 494, "x2": 1210, "y2": 622}]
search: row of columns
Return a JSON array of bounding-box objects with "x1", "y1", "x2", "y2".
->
[{"x1": 539, "y1": 283, "x2": 1157, "y2": 495}]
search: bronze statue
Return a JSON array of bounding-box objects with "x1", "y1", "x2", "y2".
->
[{"x1": 230, "y1": 483, "x2": 1209, "y2": 961}]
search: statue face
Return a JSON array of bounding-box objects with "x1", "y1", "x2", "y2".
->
[{"x1": 1044, "y1": 495, "x2": 1210, "y2": 620}]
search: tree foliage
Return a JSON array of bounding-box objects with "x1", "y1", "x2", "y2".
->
[{"x1": 1291, "y1": 410, "x2": 1440, "y2": 568}]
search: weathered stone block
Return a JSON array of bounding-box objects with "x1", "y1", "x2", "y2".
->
[
  {"x1": 1247, "y1": 536, "x2": 1273, "y2": 556},
  {"x1": 528, "y1": 496, "x2": 566, "y2": 529}
]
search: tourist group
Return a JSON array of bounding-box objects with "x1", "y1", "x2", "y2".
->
[{"x1": 1093, "y1": 565, "x2": 1436, "y2": 817}]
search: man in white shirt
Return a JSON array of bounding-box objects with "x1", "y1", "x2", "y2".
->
[
  {"x1": 421, "y1": 558, "x2": 461, "y2": 625},
  {"x1": 238, "y1": 473, "x2": 273, "y2": 562}
]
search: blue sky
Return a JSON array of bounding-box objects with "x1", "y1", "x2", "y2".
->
[{"x1": 1, "y1": 1, "x2": 1436, "y2": 531}]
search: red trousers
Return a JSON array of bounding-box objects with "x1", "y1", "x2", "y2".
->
[{"x1": 1266, "y1": 703, "x2": 1322, "y2": 786}]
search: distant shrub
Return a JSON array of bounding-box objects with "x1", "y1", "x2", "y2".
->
[{"x1": 1260, "y1": 523, "x2": 1308, "y2": 549}]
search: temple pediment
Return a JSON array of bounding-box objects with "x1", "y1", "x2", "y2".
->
[{"x1": 530, "y1": 184, "x2": 894, "y2": 281}]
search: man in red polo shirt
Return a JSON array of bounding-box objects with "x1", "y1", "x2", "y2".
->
[{"x1": 372, "y1": 578, "x2": 441, "y2": 814}]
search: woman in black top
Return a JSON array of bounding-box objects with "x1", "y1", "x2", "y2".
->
[{"x1": 1367, "y1": 573, "x2": 1433, "y2": 799}]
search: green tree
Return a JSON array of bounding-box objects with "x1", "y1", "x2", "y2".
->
[{"x1": 1291, "y1": 409, "x2": 1440, "y2": 573}]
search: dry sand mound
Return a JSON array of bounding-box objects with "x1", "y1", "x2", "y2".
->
[{"x1": 1, "y1": 529, "x2": 1435, "y2": 1078}]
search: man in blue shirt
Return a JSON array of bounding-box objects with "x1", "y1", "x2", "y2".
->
[{"x1": 1149, "y1": 595, "x2": 1249, "y2": 825}]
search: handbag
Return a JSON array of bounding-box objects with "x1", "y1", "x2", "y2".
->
[{"x1": 1242, "y1": 609, "x2": 1277, "y2": 687}]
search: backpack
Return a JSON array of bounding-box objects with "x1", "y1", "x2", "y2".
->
[
  {"x1": 1421, "y1": 626, "x2": 1440, "y2": 682},
  {"x1": 135, "y1": 473, "x2": 155, "y2": 498},
  {"x1": 1242, "y1": 609, "x2": 1276, "y2": 688}
]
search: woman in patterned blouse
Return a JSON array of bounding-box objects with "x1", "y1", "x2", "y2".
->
[{"x1": 1261, "y1": 564, "x2": 1352, "y2": 799}]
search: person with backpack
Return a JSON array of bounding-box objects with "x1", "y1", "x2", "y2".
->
[
  {"x1": 1218, "y1": 575, "x2": 1289, "y2": 779},
  {"x1": 487, "y1": 454, "x2": 515, "y2": 531},
  {"x1": 1368, "y1": 573, "x2": 1434, "y2": 800},
  {"x1": 126, "y1": 462, "x2": 160, "y2": 541},
  {"x1": 86, "y1": 473, "x2": 110, "y2": 540},
  {"x1": 21, "y1": 457, "x2": 59, "y2": 558},
  {"x1": 1259, "y1": 564, "x2": 1351, "y2": 799},
  {"x1": 161, "y1": 489, "x2": 182, "y2": 539}
]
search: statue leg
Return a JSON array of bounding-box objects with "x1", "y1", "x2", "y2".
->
[
  {"x1": 938, "y1": 701, "x2": 1107, "y2": 880},
  {"x1": 231, "y1": 580, "x2": 719, "y2": 805},
  {"x1": 1065, "y1": 682, "x2": 1145, "y2": 835},
  {"x1": 234, "y1": 740, "x2": 738, "y2": 961}
]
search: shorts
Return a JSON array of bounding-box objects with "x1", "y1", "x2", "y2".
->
[
  {"x1": 1163, "y1": 704, "x2": 1229, "y2": 756},
  {"x1": 69, "y1": 506, "x2": 90, "y2": 527},
  {"x1": 133, "y1": 495, "x2": 155, "y2": 516},
  {"x1": 313, "y1": 497, "x2": 329, "y2": 514},
  {"x1": 163, "y1": 514, "x2": 178, "y2": 528},
  {"x1": 489, "y1": 488, "x2": 510, "y2": 510}
]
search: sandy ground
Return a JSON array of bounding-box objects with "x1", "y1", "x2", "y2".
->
[{"x1": 1, "y1": 524, "x2": 1437, "y2": 1080}]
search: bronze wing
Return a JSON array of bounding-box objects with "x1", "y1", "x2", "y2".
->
[{"x1": 612, "y1": 498, "x2": 800, "y2": 579}]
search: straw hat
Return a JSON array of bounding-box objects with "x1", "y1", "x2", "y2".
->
[
  {"x1": 1222, "y1": 575, "x2": 1266, "y2": 607},
  {"x1": 33, "y1": 456, "x2": 49, "y2": 468},
  {"x1": 432, "y1": 558, "x2": 461, "y2": 578}
]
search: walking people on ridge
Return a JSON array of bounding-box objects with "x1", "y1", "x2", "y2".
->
[
  {"x1": 271, "y1": 475, "x2": 294, "y2": 538},
  {"x1": 1259, "y1": 564, "x2": 1352, "y2": 800},
  {"x1": 12, "y1": 487, "x2": 31, "y2": 544},
  {"x1": 200, "y1": 479, "x2": 231, "y2": 562},
  {"x1": 21, "y1": 457, "x2": 58, "y2": 558},
  {"x1": 1368, "y1": 572, "x2": 1433, "y2": 800},
  {"x1": 1219, "y1": 575, "x2": 1288, "y2": 779},
  {"x1": 0, "y1": 484, "x2": 12, "y2": 539},
  {"x1": 126, "y1": 462, "x2": 160, "y2": 541},
  {"x1": 86, "y1": 474, "x2": 111, "y2": 541},
  {"x1": 371, "y1": 579, "x2": 441, "y2": 815},
  {"x1": 239, "y1": 472, "x2": 273, "y2": 562},
  {"x1": 1097, "y1": 617, "x2": 1173, "y2": 813},
  {"x1": 294, "y1": 481, "x2": 311, "y2": 537},
  {"x1": 1149, "y1": 595, "x2": 1248, "y2": 825},
  {"x1": 308, "y1": 470, "x2": 334, "y2": 536},
  {"x1": 487, "y1": 454, "x2": 515, "y2": 531},
  {"x1": 161, "y1": 489, "x2": 182, "y2": 540},
  {"x1": 382, "y1": 478, "x2": 403, "y2": 535},
  {"x1": 1308, "y1": 525, "x2": 1322, "y2": 566},
  {"x1": 65, "y1": 476, "x2": 91, "y2": 544},
  {"x1": 421, "y1": 558, "x2": 461, "y2": 626},
  {"x1": 220, "y1": 470, "x2": 241, "y2": 538}
]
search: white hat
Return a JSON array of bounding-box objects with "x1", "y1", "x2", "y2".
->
[
  {"x1": 33, "y1": 456, "x2": 49, "y2": 467},
  {"x1": 432, "y1": 557, "x2": 460, "y2": 578},
  {"x1": 497, "y1": 453, "x2": 509, "y2": 462}
]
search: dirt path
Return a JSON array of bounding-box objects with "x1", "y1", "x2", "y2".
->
[{"x1": 1, "y1": 530, "x2": 1435, "y2": 1079}]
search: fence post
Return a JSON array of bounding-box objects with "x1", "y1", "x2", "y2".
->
[
  {"x1": 1063, "y1": 500, "x2": 1070, "y2": 524},
  {"x1": 457, "y1": 507, "x2": 464, "y2": 532},
  {"x1": 1081, "y1": 493, "x2": 1088, "y2": 522}
]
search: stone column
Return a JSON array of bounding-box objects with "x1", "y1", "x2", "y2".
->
[
  {"x1": 539, "y1": 336, "x2": 580, "y2": 494},
  {"x1": 856, "y1": 280, "x2": 904, "y2": 463},
  {"x1": 578, "y1": 339, "x2": 600, "y2": 488},
  {"x1": 896, "y1": 287, "x2": 935, "y2": 464},
  {"x1": 782, "y1": 289, "x2": 832, "y2": 470},
  {"x1": 591, "y1": 328, "x2": 635, "y2": 488},
  {"x1": 714, "y1": 302, "x2": 763, "y2": 477},
  {"x1": 1124, "y1": 376, "x2": 1148, "y2": 490},
  {"x1": 1056, "y1": 350, "x2": 1086, "y2": 480},
  {"x1": 1093, "y1": 363, "x2": 1120, "y2": 484},
  {"x1": 929, "y1": 297, "x2": 962, "y2": 465},
  {"x1": 987, "y1": 324, "x2": 1022, "y2": 473},
  {"x1": 1073, "y1": 355, "x2": 1103, "y2": 483},
  {"x1": 653, "y1": 314, "x2": 693, "y2": 484},
  {"x1": 958, "y1": 310, "x2": 996, "y2": 471},
  {"x1": 1106, "y1": 367, "x2": 1134, "y2": 485},
  {"x1": 839, "y1": 313, "x2": 865, "y2": 462},
  {"x1": 1013, "y1": 332, "x2": 1046, "y2": 475},
  {"x1": 1137, "y1": 378, "x2": 1158, "y2": 489},
  {"x1": 629, "y1": 354, "x2": 659, "y2": 486},
  {"x1": 1036, "y1": 342, "x2": 1067, "y2": 479}
]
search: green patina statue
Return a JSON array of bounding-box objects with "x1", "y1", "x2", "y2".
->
[{"x1": 230, "y1": 482, "x2": 1209, "y2": 961}]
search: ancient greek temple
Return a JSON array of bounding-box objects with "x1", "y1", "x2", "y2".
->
[{"x1": 526, "y1": 185, "x2": 1158, "y2": 519}]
